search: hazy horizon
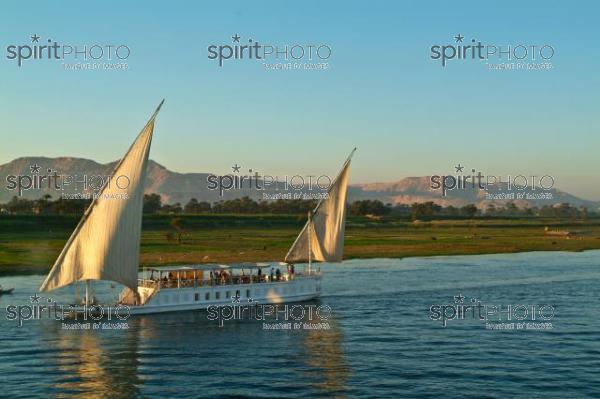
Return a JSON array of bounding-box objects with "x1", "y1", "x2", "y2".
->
[{"x1": 1, "y1": 154, "x2": 598, "y2": 202}]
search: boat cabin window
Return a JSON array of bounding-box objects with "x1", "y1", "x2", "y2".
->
[
  {"x1": 205, "y1": 292, "x2": 210, "y2": 300},
  {"x1": 246, "y1": 289, "x2": 250, "y2": 298},
  {"x1": 226, "y1": 291, "x2": 230, "y2": 299},
  {"x1": 195, "y1": 293, "x2": 199, "y2": 301},
  {"x1": 216, "y1": 292, "x2": 221, "y2": 299}
]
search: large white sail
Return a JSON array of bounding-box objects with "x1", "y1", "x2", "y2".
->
[
  {"x1": 39, "y1": 101, "x2": 164, "y2": 292},
  {"x1": 285, "y1": 149, "x2": 355, "y2": 263}
]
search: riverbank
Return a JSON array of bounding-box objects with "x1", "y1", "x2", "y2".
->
[{"x1": 1, "y1": 215, "x2": 600, "y2": 275}]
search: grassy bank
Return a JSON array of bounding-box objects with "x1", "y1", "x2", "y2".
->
[{"x1": 1, "y1": 214, "x2": 600, "y2": 275}]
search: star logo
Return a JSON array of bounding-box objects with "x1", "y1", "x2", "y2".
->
[
  {"x1": 454, "y1": 293, "x2": 465, "y2": 304},
  {"x1": 232, "y1": 34, "x2": 241, "y2": 43},
  {"x1": 30, "y1": 293, "x2": 41, "y2": 303},
  {"x1": 30, "y1": 164, "x2": 41, "y2": 174},
  {"x1": 232, "y1": 164, "x2": 241, "y2": 173},
  {"x1": 454, "y1": 164, "x2": 464, "y2": 173},
  {"x1": 231, "y1": 293, "x2": 241, "y2": 303},
  {"x1": 454, "y1": 34, "x2": 464, "y2": 43},
  {"x1": 31, "y1": 34, "x2": 40, "y2": 43}
]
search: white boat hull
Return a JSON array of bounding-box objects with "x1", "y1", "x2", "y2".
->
[{"x1": 69, "y1": 274, "x2": 322, "y2": 316}]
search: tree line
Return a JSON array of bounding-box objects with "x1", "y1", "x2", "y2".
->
[
  {"x1": 402, "y1": 201, "x2": 592, "y2": 220},
  {"x1": 0, "y1": 194, "x2": 594, "y2": 219}
]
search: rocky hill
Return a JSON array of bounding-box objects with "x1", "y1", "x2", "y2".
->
[{"x1": 1, "y1": 157, "x2": 597, "y2": 209}]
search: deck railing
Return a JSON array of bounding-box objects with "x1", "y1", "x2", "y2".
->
[{"x1": 137, "y1": 269, "x2": 320, "y2": 291}]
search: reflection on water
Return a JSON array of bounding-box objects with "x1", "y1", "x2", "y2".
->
[
  {"x1": 1, "y1": 251, "x2": 600, "y2": 397},
  {"x1": 43, "y1": 320, "x2": 141, "y2": 398},
  {"x1": 303, "y1": 317, "x2": 349, "y2": 397}
]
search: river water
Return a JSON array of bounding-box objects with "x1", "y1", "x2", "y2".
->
[{"x1": 0, "y1": 251, "x2": 599, "y2": 398}]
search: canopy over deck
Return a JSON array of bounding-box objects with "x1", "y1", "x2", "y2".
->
[{"x1": 145, "y1": 262, "x2": 288, "y2": 274}]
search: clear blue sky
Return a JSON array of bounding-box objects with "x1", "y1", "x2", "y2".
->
[{"x1": 1, "y1": 1, "x2": 598, "y2": 199}]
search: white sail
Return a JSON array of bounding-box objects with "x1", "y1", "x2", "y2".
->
[
  {"x1": 39, "y1": 101, "x2": 164, "y2": 292},
  {"x1": 285, "y1": 149, "x2": 355, "y2": 263}
]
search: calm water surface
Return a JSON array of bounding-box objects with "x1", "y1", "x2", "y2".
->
[{"x1": 1, "y1": 251, "x2": 599, "y2": 398}]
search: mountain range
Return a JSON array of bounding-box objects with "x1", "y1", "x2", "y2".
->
[{"x1": 1, "y1": 157, "x2": 598, "y2": 210}]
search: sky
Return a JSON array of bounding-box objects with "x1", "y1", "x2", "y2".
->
[{"x1": 0, "y1": 1, "x2": 599, "y2": 199}]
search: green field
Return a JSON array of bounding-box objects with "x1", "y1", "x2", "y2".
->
[{"x1": 1, "y1": 214, "x2": 600, "y2": 275}]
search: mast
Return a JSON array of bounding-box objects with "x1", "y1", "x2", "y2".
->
[{"x1": 308, "y1": 211, "x2": 312, "y2": 275}]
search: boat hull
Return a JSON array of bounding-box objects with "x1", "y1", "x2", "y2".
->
[
  {"x1": 68, "y1": 274, "x2": 321, "y2": 316},
  {"x1": 129, "y1": 291, "x2": 320, "y2": 315}
]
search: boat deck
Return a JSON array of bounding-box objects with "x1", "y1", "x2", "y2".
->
[{"x1": 138, "y1": 270, "x2": 319, "y2": 290}]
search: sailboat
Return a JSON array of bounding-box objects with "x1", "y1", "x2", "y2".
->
[{"x1": 39, "y1": 100, "x2": 355, "y2": 314}]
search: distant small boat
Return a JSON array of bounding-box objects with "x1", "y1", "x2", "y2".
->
[{"x1": 0, "y1": 287, "x2": 14, "y2": 295}]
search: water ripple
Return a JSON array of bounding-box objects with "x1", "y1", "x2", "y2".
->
[{"x1": 1, "y1": 251, "x2": 599, "y2": 397}]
